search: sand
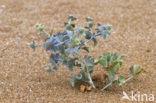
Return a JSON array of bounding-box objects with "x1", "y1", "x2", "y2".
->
[{"x1": 0, "y1": 0, "x2": 156, "y2": 102}]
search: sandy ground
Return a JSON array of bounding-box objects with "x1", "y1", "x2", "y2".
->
[{"x1": 0, "y1": 0, "x2": 156, "y2": 103}]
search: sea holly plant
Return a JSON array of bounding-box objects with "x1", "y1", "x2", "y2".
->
[
  {"x1": 95, "y1": 53, "x2": 141, "y2": 90},
  {"x1": 30, "y1": 15, "x2": 141, "y2": 90}
]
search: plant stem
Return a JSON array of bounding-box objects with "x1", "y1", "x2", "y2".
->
[
  {"x1": 68, "y1": 19, "x2": 71, "y2": 24},
  {"x1": 76, "y1": 52, "x2": 95, "y2": 88},
  {"x1": 43, "y1": 30, "x2": 50, "y2": 36},
  {"x1": 125, "y1": 76, "x2": 133, "y2": 83},
  {"x1": 84, "y1": 34, "x2": 98, "y2": 45},
  {"x1": 86, "y1": 68, "x2": 96, "y2": 88},
  {"x1": 101, "y1": 82, "x2": 112, "y2": 91},
  {"x1": 36, "y1": 44, "x2": 43, "y2": 47},
  {"x1": 101, "y1": 76, "x2": 134, "y2": 91},
  {"x1": 89, "y1": 77, "x2": 96, "y2": 88},
  {"x1": 78, "y1": 33, "x2": 98, "y2": 49}
]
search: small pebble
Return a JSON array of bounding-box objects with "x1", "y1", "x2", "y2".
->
[
  {"x1": 29, "y1": 89, "x2": 32, "y2": 92},
  {"x1": 1, "y1": 5, "x2": 6, "y2": 8}
]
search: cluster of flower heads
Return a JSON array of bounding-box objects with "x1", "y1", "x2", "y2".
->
[{"x1": 30, "y1": 15, "x2": 112, "y2": 72}]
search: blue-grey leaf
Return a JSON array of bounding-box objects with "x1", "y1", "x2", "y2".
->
[
  {"x1": 49, "y1": 53, "x2": 62, "y2": 69},
  {"x1": 70, "y1": 75, "x2": 77, "y2": 87},
  {"x1": 29, "y1": 40, "x2": 36, "y2": 50},
  {"x1": 92, "y1": 38, "x2": 97, "y2": 47},
  {"x1": 81, "y1": 46, "x2": 90, "y2": 52},
  {"x1": 76, "y1": 74, "x2": 82, "y2": 80},
  {"x1": 70, "y1": 73, "x2": 82, "y2": 87},
  {"x1": 129, "y1": 65, "x2": 134, "y2": 76},
  {"x1": 63, "y1": 57, "x2": 78, "y2": 71},
  {"x1": 118, "y1": 75, "x2": 125, "y2": 85},
  {"x1": 68, "y1": 15, "x2": 77, "y2": 21},
  {"x1": 108, "y1": 70, "x2": 115, "y2": 82},
  {"x1": 130, "y1": 65, "x2": 141, "y2": 76},
  {"x1": 89, "y1": 23, "x2": 94, "y2": 28},
  {"x1": 86, "y1": 17, "x2": 93, "y2": 22},
  {"x1": 84, "y1": 55, "x2": 94, "y2": 67},
  {"x1": 134, "y1": 65, "x2": 141, "y2": 76}
]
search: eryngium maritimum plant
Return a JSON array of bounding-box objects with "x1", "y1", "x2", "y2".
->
[{"x1": 30, "y1": 15, "x2": 141, "y2": 90}]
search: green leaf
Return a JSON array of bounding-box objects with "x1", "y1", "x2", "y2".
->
[
  {"x1": 70, "y1": 75, "x2": 77, "y2": 87},
  {"x1": 81, "y1": 46, "x2": 90, "y2": 52},
  {"x1": 92, "y1": 38, "x2": 97, "y2": 47},
  {"x1": 129, "y1": 65, "x2": 141, "y2": 76},
  {"x1": 43, "y1": 42, "x2": 53, "y2": 50},
  {"x1": 64, "y1": 22, "x2": 68, "y2": 26},
  {"x1": 100, "y1": 59, "x2": 107, "y2": 67},
  {"x1": 88, "y1": 66, "x2": 94, "y2": 73},
  {"x1": 99, "y1": 56, "x2": 107, "y2": 67},
  {"x1": 79, "y1": 68, "x2": 94, "y2": 85},
  {"x1": 76, "y1": 27, "x2": 85, "y2": 36},
  {"x1": 107, "y1": 53, "x2": 111, "y2": 62},
  {"x1": 49, "y1": 30, "x2": 53, "y2": 36},
  {"x1": 85, "y1": 55, "x2": 94, "y2": 66},
  {"x1": 98, "y1": 53, "x2": 124, "y2": 71},
  {"x1": 63, "y1": 58, "x2": 78, "y2": 71},
  {"x1": 89, "y1": 23, "x2": 94, "y2": 28},
  {"x1": 70, "y1": 69, "x2": 92, "y2": 87},
  {"x1": 66, "y1": 24, "x2": 73, "y2": 31},
  {"x1": 76, "y1": 74, "x2": 82, "y2": 80},
  {"x1": 85, "y1": 31, "x2": 93, "y2": 40},
  {"x1": 108, "y1": 70, "x2": 115, "y2": 83},
  {"x1": 129, "y1": 65, "x2": 134, "y2": 76},
  {"x1": 85, "y1": 30, "x2": 92, "y2": 35},
  {"x1": 134, "y1": 65, "x2": 141, "y2": 76},
  {"x1": 79, "y1": 29, "x2": 85, "y2": 34},
  {"x1": 111, "y1": 63, "x2": 121, "y2": 71},
  {"x1": 118, "y1": 75, "x2": 125, "y2": 85},
  {"x1": 84, "y1": 55, "x2": 94, "y2": 67},
  {"x1": 29, "y1": 43, "x2": 34, "y2": 48},
  {"x1": 119, "y1": 54, "x2": 125, "y2": 59},
  {"x1": 112, "y1": 52, "x2": 118, "y2": 60},
  {"x1": 86, "y1": 17, "x2": 93, "y2": 22},
  {"x1": 29, "y1": 40, "x2": 36, "y2": 50},
  {"x1": 68, "y1": 15, "x2": 77, "y2": 21},
  {"x1": 108, "y1": 54, "x2": 113, "y2": 66},
  {"x1": 71, "y1": 24, "x2": 75, "y2": 28}
]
